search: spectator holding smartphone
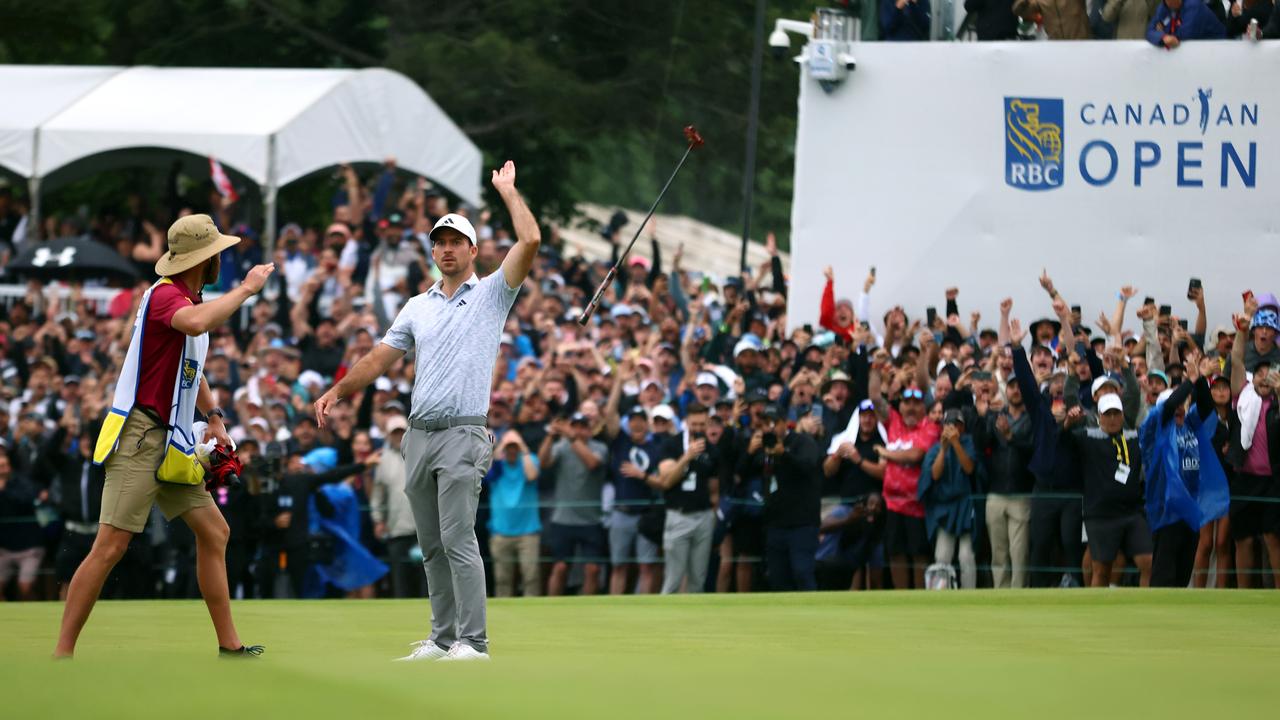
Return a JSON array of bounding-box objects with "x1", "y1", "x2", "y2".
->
[
  {"x1": 1226, "y1": 297, "x2": 1280, "y2": 588},
  {"x1": 920, "y1": 410, "x2": 979, "y2": 589}
]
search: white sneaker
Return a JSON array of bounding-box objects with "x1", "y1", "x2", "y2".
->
[
  {"x1": 394, "y1": 640, "x2": 449, "y2": 662},
  {"x1": 438, "y1": 643, "x2": 490, "y2": 662}
]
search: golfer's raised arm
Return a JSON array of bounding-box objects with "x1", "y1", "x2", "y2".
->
[
  {"x1": 493, "y1": 160, "x2": 542, "y2": 289},
  {"x1": 315, "y1": 343, "x2": 404, "y2": 427}
]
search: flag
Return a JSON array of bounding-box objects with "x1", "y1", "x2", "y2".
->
[{"x1": 209, "y1": 157, "x2": 239, "y2": 203}]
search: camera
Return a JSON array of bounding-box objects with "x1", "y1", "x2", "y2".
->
[{"x1": 762, "y1": 431, "x2": 778, "y2": 448}]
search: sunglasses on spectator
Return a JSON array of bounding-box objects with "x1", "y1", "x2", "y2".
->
[{"x1": 901, "y1": 389, "x2": 924, "y2": 401}]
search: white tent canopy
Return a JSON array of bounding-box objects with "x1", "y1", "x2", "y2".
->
[{"x1": 0, "y1": 65, "x2": 482, "y2": 247}]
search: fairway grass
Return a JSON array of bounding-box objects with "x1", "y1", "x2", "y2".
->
[{"x1": 2, "y1": 590, "x2": 1276, "y2": 719}]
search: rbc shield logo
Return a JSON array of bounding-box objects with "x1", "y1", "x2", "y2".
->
[
  {"x1": 1005, "y1": 97, "x2": 1064, "y2": 191},
  {"x1": 180, "y1": 358, "x2": 199, "y2": 389}
]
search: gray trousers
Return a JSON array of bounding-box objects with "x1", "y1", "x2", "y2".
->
[
  {"x1": 661, "y1": 509, "x2": 715, "y2": 594},
  {"x1": 403, "y1": 424, "x2": 493, "y2": 652}
]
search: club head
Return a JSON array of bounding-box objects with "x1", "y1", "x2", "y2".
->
[{"x1": 683, "y1": 125, "x2": 705, "y2": 149}]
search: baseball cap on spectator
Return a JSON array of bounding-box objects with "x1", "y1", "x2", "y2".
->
[
  {"x1": 248, "y1": 417, "x2": 270, "y2": 432},
  {"x1": 650, "y1": 404, "x2": 676, "y2": 422},
  {"x1": 611, "y1": 304, "x2": 634, "y2": 319},
  {"x1": 570, "y1": 412, "x2": 589, "y2": 426},
  {"x1": 387, "y1": 212, "x2": 405, "y2": 227},
  {"x1": 1098, "y1": 394, "x2": 1124, "y2": 415},
  {"x1": 325, "y1": 223, "x2": 352, "y2": 239},
  {"x1": 261, "y1": 338, "x2": 300, "y2": 359},
  {"x1": 382, "y1": 400, "x2": 407, "y2": 414},
  {"x1": 746, "y1": 387, "x2": 769, "y2": 405},
  {"x1": 657, "y1": 343, "x2": 678, "y2": 357},
  {"x1": 429, "y1": 213, "x2": 477, "y2": 245},
  {"x1": 262, "y1": 322, "x2": 284, "y2": 338},
  {"x1": 761, "y1": 403, "x2": 784, "y2": 420},
  {"x1": 500, "y1": 333, "x2": 515, "y2": 347},
  {"x1": 297, "y1": 370, "x2": 326, "y2": 389},
  {"x1": 626, "y1": 405, "x2": 649, "y2": 418},
  {"x1": 1210, "y1": 374, "x2": 1230, "y2": 387},
  {"x1": 641, "y1": 378, "x2": 664, "y2": 393},
  {"x1": 1148, "y1": 370, "x2": 1170, "y2": 388},
  {"x1": 942, "y1": 408, "x2": 965, "y2": 426},
  {"x1": 696, "y1": 372, "x2": 719, "y2": 388},
  {"x1": 1213, "y1": 325, "x2": 1236, "y2": 339},
  {"x1": 1091, "y1": 375, "x2": 1122, "y2": 396},
  {"x1": 385, "y1": 415, "x2": 408, "y2": 434},
  {"x1": 628, "y1": 256, "x2": 651, "y2": 270},
  {"x1": 64, "y1": 374, "x2": 81, "y2": 385},
  {"x1": 374, "y1": 377, "x2": 394, "y2": 392},
  {"x1": 734, "y1": 334, "x2": 764, "y2": 358},
  {"x1": 74, "y1": 329, "x2": 96, "y2": 342},
  {"x1": 857, "y1": 399, "x2": 876, "y2": 412}
]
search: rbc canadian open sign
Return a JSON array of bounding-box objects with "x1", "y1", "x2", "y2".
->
[{"x1": 1005, "y1": 97, "x2": 1064, "y2": 191}]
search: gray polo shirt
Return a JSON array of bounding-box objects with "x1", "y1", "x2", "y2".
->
[
  {"x1": 381, "y1": 271, "x2": 519, "y2": 421},
  {"x1": 549, "y1": 438, "x2": 609, "y2": 526}
]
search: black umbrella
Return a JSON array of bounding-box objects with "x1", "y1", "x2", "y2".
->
[{"x1": 5, "y1": 236, "x2": 139, "y2": 282}]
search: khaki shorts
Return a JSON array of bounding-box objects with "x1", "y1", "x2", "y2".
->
[
  {"x1": 99, "y1": 409, "x2": 213, "y2": 533},
  {"x1": 0, "y1": 547, "x2": 44, "y2": 585}
]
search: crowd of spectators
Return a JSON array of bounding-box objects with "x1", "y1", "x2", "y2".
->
[
  {"x1": 882, "y1": 0, "x2": 1276, "y2": 42},
  {"x1": 0, "y1": 159, "x2": 1277, "y2": 602}
]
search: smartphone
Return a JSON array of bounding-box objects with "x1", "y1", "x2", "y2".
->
[
  {"x1": 974, "y1": 371, "x2": 992, "y2": 382},
  {"x1": 1187, "y1": 278, "x2": 1202, "y2": 300},
  {"x1": 802, "y1": 324, "x2": 814, "y2": 334},
  {"x1": 926, "y1": 306, "x2": 938, "y2": 326},
  {"x1": 860, "y1": 320, "x2": 871, "y2": 331},
  {"x1": 1178, "y1": 319, "x2": 1189, "y2": 331},
  {"x1": 1159, "y1": 304, "x2": 1172, "y2": 317},
  {"x1": 1071, "y1": 305, "x2": 1082, "y2": 316},
  {"x1": 1143, "y1": 296, "x2": 1155, "y2": 306},
  {"x1": 869, "y1": 266, "x2": 876, "y2": 278}
]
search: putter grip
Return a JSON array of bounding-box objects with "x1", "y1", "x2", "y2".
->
[{"x1": 578, "y1": 267, "x2": 618, "y2": 325}]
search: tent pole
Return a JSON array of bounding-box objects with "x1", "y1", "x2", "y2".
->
[
  {"x1": 29, "y1": 126, "x2": 41, "y2": 243},
  {"x1": 28, "y1": 177, "x2": 41, "y2": 244},
  {"x1": 264, "y1": 134, "x2": 278, "y2": 256}
]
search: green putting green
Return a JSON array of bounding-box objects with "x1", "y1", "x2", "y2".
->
[{"x1": 3, "y1": 591, "x2": 1276, "y2": 719}]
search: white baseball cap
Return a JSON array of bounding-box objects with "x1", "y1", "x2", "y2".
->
[
  {"x1": 1090, "y1": 375, "x2": 1121, "y2": 396},
  {"x1": 650, "y1": 404, "x2": 676, "y2": 422},
  {"x1": 1098, "y1": 394, "x2": 1124, "y2": 415},
  {"x1": 696, "y1": 372, "x2": 719, "y2": 388},
  {"x1": 429, "y1": 213, "x2": 477, "y2": 245}
]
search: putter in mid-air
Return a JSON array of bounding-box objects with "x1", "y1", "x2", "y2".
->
[{"x1": 578, "y1": 124, "x2": 704, "y2": 326}]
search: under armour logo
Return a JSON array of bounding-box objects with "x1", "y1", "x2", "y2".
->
[
  {"x1": 457, "y1": 299, "x2": 467, "y2": 307},
  {"x1": 33, "y1": 247, "x2": 76, "y2": 267}
]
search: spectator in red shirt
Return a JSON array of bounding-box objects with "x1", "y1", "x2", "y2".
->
[
  {"x1": 819, "y1": 266, "x2": 858, "y2": 343},
  {"x1": 869, "y1": 358, "x2": 941, "y2": 590}
]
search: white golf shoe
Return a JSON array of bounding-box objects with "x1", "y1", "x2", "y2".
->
[
  {"x1": 438, "y1": 643, "x2": 490, "y2": 662},
  {"x1": 395, "y1": 640, "x2": 449, "y2": 662}
]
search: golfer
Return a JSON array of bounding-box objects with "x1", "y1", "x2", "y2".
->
[
  {"x1": 315, "y1": 161, "x2": 538, "y2": 662},
  {"x1": 54, "y1": 215, "x2": 274, "y2": 658}
]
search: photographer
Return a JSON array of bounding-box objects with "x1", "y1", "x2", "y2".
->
[
  {"x1": 738, "y1": 404, "x2": 823, "y2": 591},
  {"x1": 821, "y1": 401, "x2": 887, "y2": 590},
  {"x1": 255, "y1": 448, "x2": 380, "y2": 598},
  {"x1": 920, "y1": 410, "x2": 980, "y2": 590}
]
